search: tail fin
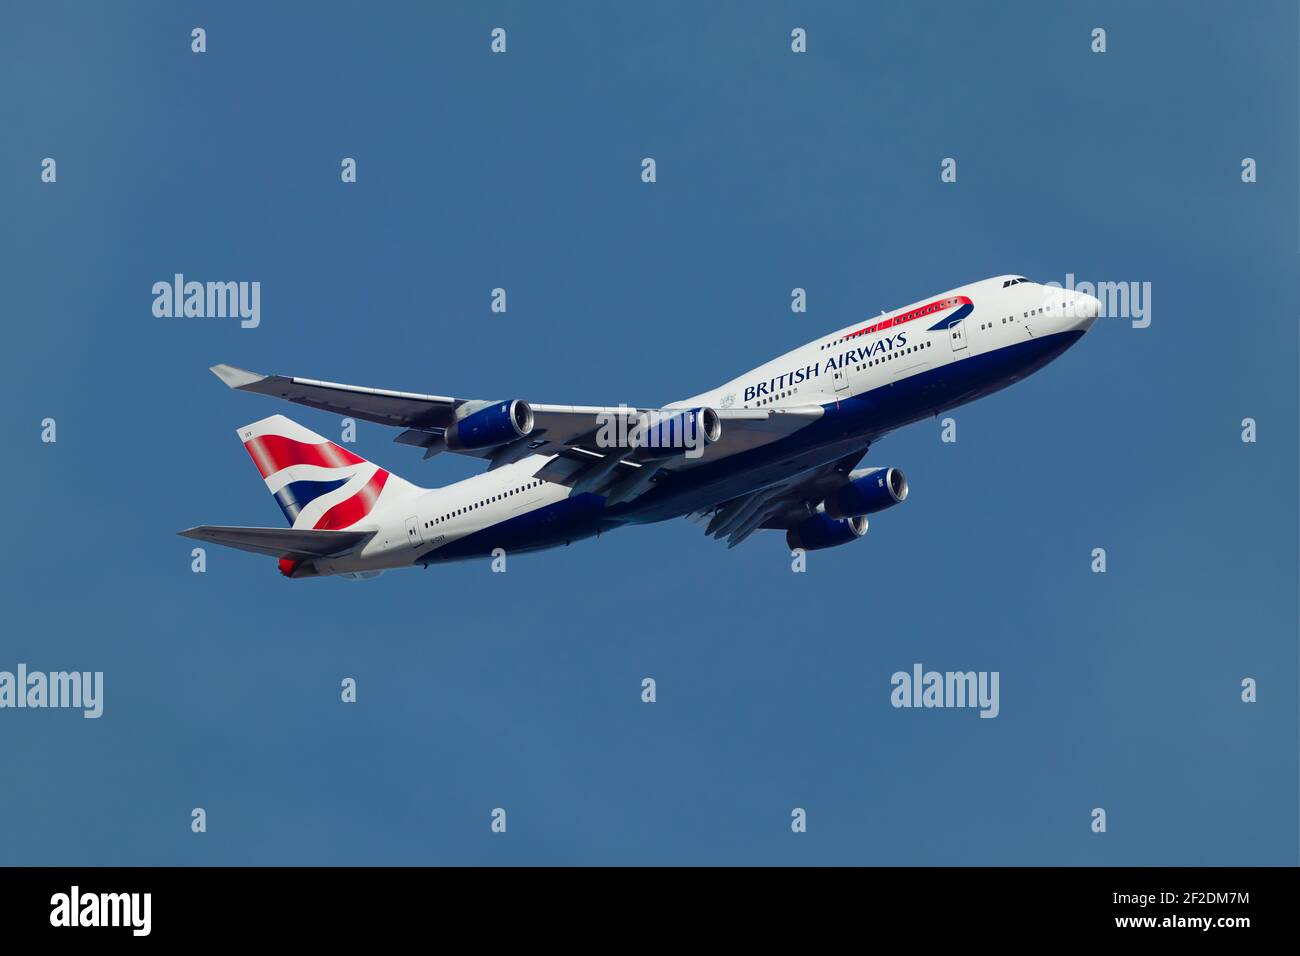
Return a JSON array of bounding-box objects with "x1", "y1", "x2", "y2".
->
[{"x1": 237, "y1": 415, "x2": 423, "y2": 530}]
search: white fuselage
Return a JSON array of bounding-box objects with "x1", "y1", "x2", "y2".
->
[{"x1": 317, "y1": 274, "x2": 1098, "y2": 575}]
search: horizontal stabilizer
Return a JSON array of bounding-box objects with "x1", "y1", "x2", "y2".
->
[{"x1": 178, "y1": 525, "x2": 373, "y2": 559}]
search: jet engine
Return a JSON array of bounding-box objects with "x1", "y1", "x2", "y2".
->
[
  {"x1": 636, "y1": 407, "x2": 721, "y2": 457},
  {"x1": 445, "y1": 400, "x2": 535, "y2": 451},
  {"x1": 823, "y1": 467, "x2": 908, "y2": 519},
  {"x1": 785, "y1": 513, "x2": 868, "y2": 551}
]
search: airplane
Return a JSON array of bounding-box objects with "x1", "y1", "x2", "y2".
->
[{"x1": 181, "y1": 274, "x2": 1099, "y2": 579}]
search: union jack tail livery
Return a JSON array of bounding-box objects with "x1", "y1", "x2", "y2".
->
[
  {"x1": 180, "y1": 415, "x2": 426, "y2": 578},
  {"x1": 239, "y1": 415, "x2": 421, "y2": 530}
]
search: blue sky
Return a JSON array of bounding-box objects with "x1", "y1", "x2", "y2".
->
[{"x1": 1, "y1": 0, "x2": 1296, "y2": 865}]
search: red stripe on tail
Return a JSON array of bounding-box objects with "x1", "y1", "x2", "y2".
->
[
  {"x1": 313, "y1": 469, "x2": 389, "y2": 530},
  {"x1": 244, "y1": 434, "x2": 365, "y2": 479}
]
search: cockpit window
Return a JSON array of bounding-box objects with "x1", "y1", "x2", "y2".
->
[{"x1": 1002, "y1": 276, "x2": 1031, "y2": 287}]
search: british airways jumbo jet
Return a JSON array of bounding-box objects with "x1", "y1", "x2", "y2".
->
[{"x1": 182, "y1": 275, "x2": 1098, "y2": 578}]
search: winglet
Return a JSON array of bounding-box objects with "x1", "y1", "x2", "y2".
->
[{"x1": 210, "y1": 364, "x2": 267, "y2": 390}]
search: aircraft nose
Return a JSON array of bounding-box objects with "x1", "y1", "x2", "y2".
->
[{"x1": 1067, "y1": 291, "x2": 1101, "y2": 331}]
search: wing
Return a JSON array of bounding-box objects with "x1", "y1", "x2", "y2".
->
[
  {"x1": 685, "y1": 449, "x2": 869, "y2": 549},
  {"x1": 209, "y1": 365, "x2": 823, "y2": 492},
  {"x1": 178, "y1": 525, "x2": 373, "y2": 559}
]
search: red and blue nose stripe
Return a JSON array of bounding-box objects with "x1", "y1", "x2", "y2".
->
[
  {"x1": 842, "y1": 295, "x2": 975, "y2": 340},
  {"x1": 925, "y1": 298, "x2": 974, "y2": 331}
]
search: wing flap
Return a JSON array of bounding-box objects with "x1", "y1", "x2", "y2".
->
[
  {"x1": 530, "y1": 447, "x2": 641, "y2": 487},
  {"x1": 689, "y1": 447, "x2": 871, "y2": 547}
]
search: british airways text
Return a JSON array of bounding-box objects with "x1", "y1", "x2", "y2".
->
[{"x1": 743, "y1": 332, "x2": 909, "y2": 402}]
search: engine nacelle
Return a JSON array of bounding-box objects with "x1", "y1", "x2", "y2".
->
[
  {"x1": 445, "y1": 400, "x2": 534, "y2": 451},
  {"x1": 635, "y1": 407, "x2": 721, "y2": 457},
  {"x1": 786, "y1": 513, "x2": 868, "y2": 551},
  {"x1": 824, "y1": 467, "x2": 908, "y2": 519}
]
